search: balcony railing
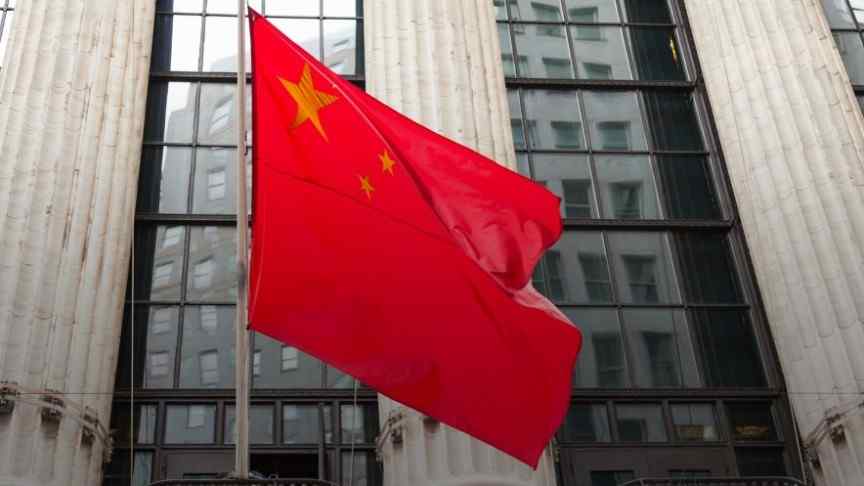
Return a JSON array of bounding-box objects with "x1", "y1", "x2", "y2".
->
[
  {"x1": 621, "y1": 477, "x2": 807, "y2": 486},
  {"x1": 148, "y1": 479, "x2": 338, "y2": 486}
]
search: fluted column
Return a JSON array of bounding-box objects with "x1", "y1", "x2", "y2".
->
[
  {"x1": 685, "y1": 1, "x2": 864, "y2": 483},
  {"x1": 0, "y1": 1, "x2": 154, "y2": 485},
  {"x1": 365, "y1": 1, "x2": 557, "y2": 485}
]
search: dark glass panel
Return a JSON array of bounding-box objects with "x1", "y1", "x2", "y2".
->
[
  {"x1": 179, "y1": 305, "x2": 236, "y2": 388},
  {"x1": 833, "y1": 32, "x2": 864, "y2": 84},
  {"x1": 671, "y1": 404, "x2": 720, "y2": 441},
  {"x1": 539, "y1": 232, "x2": 611, "y2": 303},
  {"x1": 821, "y1": 0, "x2": 857, "y2": 28},
  {"x1": 594, "y1": 155, "x2": 658, "y2": 220},
  {"x1": 103, "y1": 451, "x2": 153, "y2": 486},
  {"x1": 559, "y1": 403, "x2": 611, "y2": 442},
  {"x1": 225, "y1": 404, "x2": 275, "y2": 444},
  {"x1": 186, "y1": 226, "x2": 237, "y2": 301},
  {"x1": 512, "y1": 25, "x2": 573, "y2": 78},
  {"x1": 582, "y1": 91, "x2": 648, "y2": 151},
  {"x1": 622, "y1": 309, "x2": 697, "y2": 388},
  {"x1": 516, "y1": 152, "x2": 530, "y2": 177},
  {"x1": 569, "y1": 309, "x2": 627, "y2": 387},
  {"x1": 523, "y1": 90, "x2": 584, "y2": 149},
  {"x1": 144, "y1": 81, "x2": 197, "y2": 143},
  {"x1": 607, "y1": 232, "x2": 680, "y2": 304},
  {"x1": 341, "y1": 404, "x2": 379, "y2": 443},
  {"x1": 533, "y1": 154, "x2": 594, "y2": 218},
  {"x1": 570, "y1": 26, "x2": 632, "y2": 80},
  {"x1": 151, "y1": 14, "x2": 202, "y2": 72},
  {"x1": 253, "y1": 333, "x2": 324, "y2": 388},
  {"x1": 565, "y1": 0, "x2": 620, "y2": 23},
  {"x1": 143, "y1": 306, "x2": 179, "y2": 389},
  {"x1": 283, "y1": 404, "x2": 325, "y2": 444},
  {"x1": 676, "y1": 232, "x2": 741, "y2": 303},
  {"x1": 691, "y1": 310, "x2": 766, "y2": 387},
  {"x1": 736, "y1": 448, "x2": 787, "y2": 476},
  {"x1": 643, "y1": 91, "x2": 703, "y2": 150},
  {"x1": 342, "y1": 451, "x2": 381, "y2": 486},
  {"x1": 324, "y1": 20, "x2": 360, "y2": 75},
  {"x1": 657, "y1": 155, "x2": 722, "y2": 219},
  {"x1": 728, "y1": 403, "x2": 777, "y2": 441},
  {"x1": 110, "y1": 403, "x2": 158, "y2": 445},
  {"x1": 137, "y1": 147, "x2": 192, "y2": 214},
  {"x1": 615, "y1": 404, "x2": 667, "y2": 442},
  {"x1": 164, "y1": 404, "x2": 217, "y2": 444},
  {"x1": 630, "y1": 27, "x2": 685, "y2": 81},
  {"x1": 590, "y1": 471, "x2": 636, "y2": 486},
  {"x1": 620, "y1": 0, "x2": 672, "y2": 23}
]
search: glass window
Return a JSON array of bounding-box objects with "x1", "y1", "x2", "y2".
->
[
  {"x1": 267, "y1": 1, "x2": 319, "y2": 16},
  {"x1": 499, "y1": 24, "x2": 516, "y2": 76},
  {"x1": 833, "y1": 32, "x2": 864, "y2": 84},
  {"x1": 145, "y1": 82, "x2": 198, "y2": 143},
  {"x1": 141, "y1": 225, "x2": 186, "y2": 301},
  {"x1": 253, "y1": 333, "x2": 323, "y2": 388},
  {"x1": 225, "y1": 404, "x2": 275, "y2": 444},
  {"x1": 543, "y1": 232, "x2": 612, "y2": 303},
  {"x1": 582, "y1": 91, "x2": 648, "y2": 151},
  {"x1": 622, "y1": 309, "x2": 697, "y2": 388},
  {"x1": 508, "y1": 90, "x2": 525, "y2": 148},
  {"x1": 198, "y1": 83, "x2": 237, "y2": 144},
  {"x1": 164, "y1": 404, "x2": 216, "y2": 444},
  {"x1": 607, "y1": 232, "x2": 680, "y2": 304},
  {"x1": 137, "y1": 147, "x2": 192, "y2": 214},
  {"x1": 676, "y1": 232, "x2": 741, "y2": 303},
  {"x1": 186, "y1": 226, "x2": 237, "y2": 301},
  {"x1": 202, "y1": 16, "x2": 240, "y2": 71},
  {"x1": 565, "y1": 0, "x2": 620, "y2": 23},
  {"x1": 559, "y1": 403, "x2": 611, "y2": 442},
  {"x1": 736, "y1": 448, "x2": 787, "y2": 476},
  {"x1": 657, "y1": 155, "x2": 722, "y2": 219},
  {"x1": 104, "y1": 451, "x2": 154, "y2": 486},
  {"x1": 325, "y1": 0, "x2": 359, "y2": 17},
  {"x1": 620, "y1": 0, "x2": 673, "y2": 23},
  {"x1": 179, "y1": 306, "x2": 235, "y2": 388},
  {"x1": 271, "y1": 19, "x2": 322, "y2": 58},
  {"x1": 630, "y1": 28, "x2": 685, "y2": 81},
  {"x1": 569, "y1": 309, "x2": 627, "y2": 387},
  {"x1": 590, "y1": 471, "x2": 636, "y2": 486},
  {"x1": 644, "y1": 91, "x2": 704, "y2": 150},
  {"x1": 671, "y1": 404, "x2": 720, "y2": 441},
  {"x1": 283, "y1": 405, "x2": 325, "y2": 444},
  {"x1": 341, "y1": 405, "x2": 379, "y2": 443},
  {"x1": 692, "y1": 310, "x2": 766, "y2": 387},
  {"x1": 157, "y1": 0, "x2": 204, "y2": 12},
  {"x1": 152, "y1": 308, "x2": 176, "y2": 335},
  {"x1": 327, "y1": 365, "x2": 360, "y2": 388},
  {"x1": 324, "y1": 20, "x2": 360, "y2": 75},
  {"x1": 152, "y1": 15, "x2": 202, "y2": 72},
  {"x1": 728, "y1": 403, "x2": 777, "y2": 441},
  {"x1": 512, "y1": 25, "x2": 573, "y2": 78},
  {"x1": 110, "y1": 403, "x2": 158, "y2": 446},
  {"x1": 510, "y1": 0, "x2": 562, "y2": 22},
  {"x1": 615, "y1": 404, "x2": 667, "y2": 442},
  {"x1": 342, "y1": 451, "x2": 380, "y2": 486},
  {"x1": 570, "y1": 26, "x2": 632, "y2": 80},
  {"x1": 143, "y1": 307, "x2": 178, "y2": 388},
  {"x1": 821, "y1": 0, "x2": 858, "y2": 28},
  {"x1": 594, "y1": 155, "x2": 658, "y2": 219},
  {"x1": 522, "y1": 90, "x2": 584, "y2": 149},
  {"x1": 532, "y1": 155, "x2": 594, "y2": 218}
]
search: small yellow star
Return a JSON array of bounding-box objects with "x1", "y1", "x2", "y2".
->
[
  {"x1": 359, "y1": 175, "x2": 375, "y2": 199},
  {"x1": 278, "y1": 64, "x2": 339, "y2": 141},
  {"x1": 379, "y1": 150, "x2": 397, "y2": 175}
]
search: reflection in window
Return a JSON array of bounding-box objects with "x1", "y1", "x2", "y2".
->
[
  {"x1": 200, "y1": 305, "x2": 219, "y2": 332},
  {"x1": 281, "y1": 346, "x2": 299, "y2": 371},
  {"x1": 283, "y1": 405, "x2": 324, "y2": 444},
  {"x1": 164, "y1": 405, "x2": 216, "y2": 444},
  {"x1": 162, "y1": 226, "x2": 184, "y2": 248},
  {"x1": 253, "y1": 333, "x2": 323, "y2": 388},
  {"x1": 552, "y1": 121, "x2": 584, "y2": 148},
  {"x1": 560, "y1": 403, "x2": 611, "y2": 442},
  {"x1": 533, "y1": 3, "x2": 564, "y2": 37},
  {"x1": 570, "y1": 309, "x2": 627, "y2": 387},
  {"x1": 692, "y1": 310, "x2": 766, "y2": 387},
  {"x1": 193, "y1": 258, "x2": 214, "y2": 290},
  {"x1": 153, "y1": 262, "x2": 173, "y2": 288},
  {"x1": 562, "y1": 179, "x2": 592, "y2": 218},
  {"x1": 676, "y1": 232, "x2": 741, "y2": 303},
  {"x1": 207, "y1": 169, "x2": 226, "y2": 200},
  {"x1": 534, "y1": 250, "x2": 567, "y2": 300},
  {"x1": 834, "y1": 32, "x2": 864, "y2": 85},
  {"x1": 225, "y1": 404, "x2": 275, "y2": 444},
  {"x1": 199, "y1": 350, "x2": 220, "y2": 385},
  {"x1": 671, "y1": 404, "x2": 719, "y2": 441},
  {"x1": 623, "y1": 309, "x2": 699, "y2": 388},
  {"x1": 151, "y1": 307, "x2": 174, "y2": 334},
  {"x1": 644, "y1": 91, "x2": 703, "y2": 151},
  {"x1": 728, "y1": 403, "x2": 777, "y2": 441},
  {"x1": 523, "y1": 91, "x2": 583, "y2": 148},
  {"x1": 615, "y1": 404, "x2": 667, "y2": 442},
  {"x1": 622, "y1": 255, "x2": 658, "y2": 303},
  {"x1": 631, "y1": 28, "x2": 685, "y2": 81},
  {"x1": 583, "y1": 62, "x2": 612, "y2": 80},
  {"x1": 657, "y1": 156, "x2": 722, "y2": 219},
  {"x1": 583, "y1": 92, "x2": 647, "y2": 151},
  {"x1": 591, "y1": 470, "x2": 636, "y2": 486},
  {"x1": 149, "y1": 351, "x2": 171, "y2": 377},
  {"x1": 597, "y1": 121, "x2": 630, "y2": 150},
  {"x1": 543, "y1": 57, "x2": 572, "y2": 78},
  {"x1": 253, "y1": 350, "x2": 261, "y2": 377},
  {"x1": 180, "y1": 306, "x2": 235, "y2": 388},
  {"x1": 607, "y1": 232, "x2": 679, "y2": 304},
  {"x1": 570, "y1": 8, "x2": 602, "y2": 40},
  {"x1": 342, "y1": 451, "x2": 381, "y2": 486},
  {"x1": 341, "y1": 405, "x2": 378, "y2": 443},
  {"x1": 578, "y1": 253, "x2": 612, "y2": 302}
]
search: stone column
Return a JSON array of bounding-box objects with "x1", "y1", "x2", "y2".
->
[
  {"x1": 364, "y1": 1, "x2": 557, "y2": 485},
  {"x1": 0, "y1": 1, "x2": 154, "y2": 484},
  {"x1": 685, "y1": 1, "x2": 864, "y2": 483}
]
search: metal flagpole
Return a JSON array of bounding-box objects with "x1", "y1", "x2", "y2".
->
[{"x1": 234, "y1": 0, "x2": 251, "y2": 478}]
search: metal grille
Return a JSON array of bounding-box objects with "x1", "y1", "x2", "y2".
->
[{"x1": 620, "y1": 477, "x2": 806, "y2": 486}]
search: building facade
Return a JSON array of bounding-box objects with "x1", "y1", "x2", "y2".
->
[{"x1": 0, "y1": 1, "x2": 863, "y2": 485}]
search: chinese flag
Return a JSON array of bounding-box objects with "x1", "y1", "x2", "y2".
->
[{"x1": 248, "y1": 9, "x2": 581, "y2": 467}]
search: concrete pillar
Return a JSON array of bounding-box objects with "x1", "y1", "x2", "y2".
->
[
  {"x1": 684, "y1": 0, "x2": 864, "y2": 484},
  {"x1": 364, "y1": 1, "x2": 557, "y2": 485},
  {"x1": 0, "y1": 0, "x2": 154, "y2": 484}
]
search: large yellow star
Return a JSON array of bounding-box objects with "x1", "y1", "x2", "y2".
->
[
  {"x1": 278, "y1": 64, "x2": 339, "y2": 141},
  {"x1": 359, "y1": 175, "x2": 375, "y2": 199},
  {"x1": 379, "y1": 150, "x2": 397, "y2": 175}
]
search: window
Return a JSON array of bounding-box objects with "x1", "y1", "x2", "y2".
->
[
  {"x1": 153, "y1": 262, "x2": 173, "y2": 287},
  {"x1": 199, "y1": 350, "x2": 220, "y2": 385},
  {"x1": 149, "y1": 352, "x2": 171, "y2": 377},
  {"x1": 583, "y1": 62, "x2": 612, "y2": 79},
  {"x1": 597, "y1": 121, "x2": 630, "y2": 150},
  {"x1": 192, "y1": 258, "x2": 213, "y2": 290},
  {"x1": 578, "y1": 253, "x2": 612, "y2": 302},
  {"x1": 253, "y1": 350, "x2": 261, "y2": 377},
  {"x1": 199, "y1": 305, "x2": 219, "y2": 332},
  {"x1": 622, "y1": 255, "x2": 658, "y2": 303},
  {"x1": 162, "y1": 226, "x2": 183, "y2": 247},
  {"x1": 570, "y1": 8, "x2": 603, "y2": 40},
  {"x1": 590, "y1": 470, "x2": 635, "y2": 486},
  {"x1": 207, "y1": 169, "x2": 226, "y2": 200},
  {"x1": 728, "y1": 403, "x2": 777, "y2": 441},
  {"x1": 562, "y1": 179, "x2": 592, "y2": 218},
  {"x1": 692, "y1": 311, "x2": 766, "y2": 387},
  {"x1": 543, "y1": 57, "x2": 573, "y2": 78},
  {"x1": 560, "y1": 404, "x2": 611, "y2": 442},
  {"x1": 551, "y1": 121, "x2": 584, "y2": 148},
  {"x1": 671, "y1": 404, "x2": 719, "y2": 441},
  {"x1": 594, "y1": 334, "x2": 626, "y2": 387},
  {"x1": 151, "y1": 308, "x2": 174, "y2": 334},
  {"x1": 610, "y1": 182, "x2": 642, "y2": 219},
  {"x1": 281, "y1": 346, "x2": 299, "y2": 371},
  {"x1": 533, "y1": 3, "x2": 564, "y2": 37},
  {"x1": 615, "y1": 404, "x2": 667, "y2": 442}
]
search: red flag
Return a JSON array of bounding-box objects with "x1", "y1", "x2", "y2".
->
[{"x1": 248, "y1": 9, "x2": 581, "y2": 467}]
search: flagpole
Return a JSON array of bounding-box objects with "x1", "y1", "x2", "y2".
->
[{"x1": 234, "y1": 0, "x2": 251, "y2": 478}]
